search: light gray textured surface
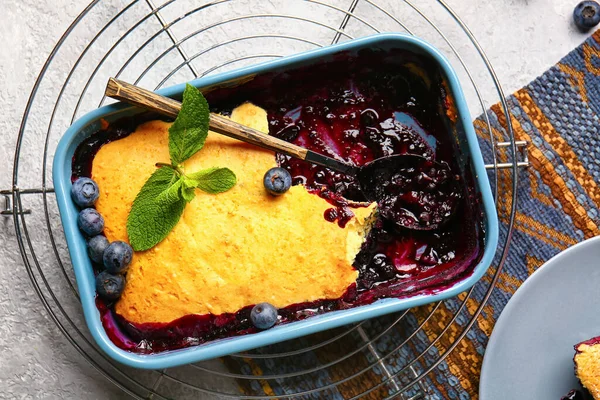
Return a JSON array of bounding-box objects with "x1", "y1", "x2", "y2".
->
[{"x1": 0, "y1": 0, "x2": 595, "y2": 398}]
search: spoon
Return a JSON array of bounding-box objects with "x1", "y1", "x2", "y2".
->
[{"x1": 105, "y1": 78, "x2": 460, "y2": 230}]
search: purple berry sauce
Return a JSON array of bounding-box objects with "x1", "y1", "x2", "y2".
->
[{"x1": 73, "y1": 48, "x2": 485, "y2": 353}]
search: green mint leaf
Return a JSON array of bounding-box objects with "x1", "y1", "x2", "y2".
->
[
  {"x1": 127, "y1": 167, "x2": 186, "y2": 251},
  {"x1": 181, "y1": 178, "x2": 196, "y2": 203},
  {"x1": 186, "y1": 167, "x2": 237, "y2": 194},
  {"x1": 156, "y1": 176, "x2": 184, "y2": 206},
  {"x1": 168, "y1": 84, "x2": 210, "y2": 165},
  {"x1": 181, "y1": 187, "x2": 196, "y2": 203}
]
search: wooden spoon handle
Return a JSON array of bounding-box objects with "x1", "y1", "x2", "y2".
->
[{"x1": 105, "y1": 78, "x2": 309, "y2": 160}]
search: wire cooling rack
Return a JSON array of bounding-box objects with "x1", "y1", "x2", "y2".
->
[{"x1": 4, "y1": 0, "x2": 529, "y2": 398}]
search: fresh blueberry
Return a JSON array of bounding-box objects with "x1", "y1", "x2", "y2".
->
[
  {"x1": 250, "y1": 302, "x2": 278, "y2": 329},
  {"x1": 77, "y1": 208, "x2": 104, "y2": 236},
  {"x1": 103, "y1": 241, "x2": 133, "y2": 274},
  {"x1": 263, "y1": 167, "x2": 292, "y2": 195},
  {"x1": 95, "y1": 271, "x2": 125, "y2": 301},
  {"x1": 71, "y1": 177, "x2": 100, "y2": 208},
  {"x1": 87, "y1": 235, "x2": 109, "y2": 264},
  {"x1": 574, "y1": 1, "x2": 600, "y2": 30}
]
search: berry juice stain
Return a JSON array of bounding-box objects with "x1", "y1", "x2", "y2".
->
[{"x1": 73, "y1": 47, "x2": 485, "y2": 353}]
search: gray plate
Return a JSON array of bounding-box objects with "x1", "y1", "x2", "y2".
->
[{"x1": 480, "y1": 236, "x2": 600, "y2": 399}]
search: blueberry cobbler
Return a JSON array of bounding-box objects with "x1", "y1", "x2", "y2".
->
[{"x1": 70, "y1": 48, "x2": 486, "y2": 353}]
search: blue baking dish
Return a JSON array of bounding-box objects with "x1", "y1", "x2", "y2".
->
[{"x1": 53, "y1": 33, "x2": 498, "y2": 369}]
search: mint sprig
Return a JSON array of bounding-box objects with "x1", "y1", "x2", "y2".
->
[{"x1": 127, "y1": 84, "x2": 237, "y2": 251}]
